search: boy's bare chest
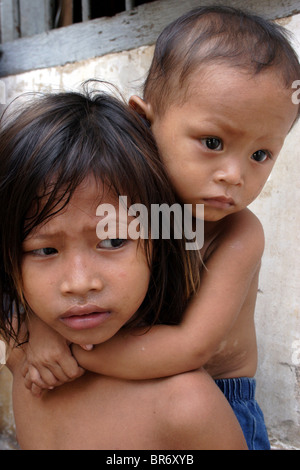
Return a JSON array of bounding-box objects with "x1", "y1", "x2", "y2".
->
[
  {"x1": 204, "y1": 333, "x2": 256, "y2": 379},
  {"x1": 200, "y1": 220, "x2": 260, "y2": 380},
  {"x1": 203, "y1": 274, "x2": 259, "y2": 380}
]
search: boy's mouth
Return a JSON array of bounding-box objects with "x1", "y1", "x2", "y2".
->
[{"x1": 203, "y1": 196, "x2": 235, "y2": 209}]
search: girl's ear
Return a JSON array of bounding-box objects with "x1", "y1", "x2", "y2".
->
[{"x1": 129, "y1": 96, "x2": 154, "y2": 123}]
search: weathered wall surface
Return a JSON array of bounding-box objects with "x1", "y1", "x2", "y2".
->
[
  {"x1": 0, "y1": 12, "x2": 299, "y2": 450},
  {"x1": 0, "y1": 366, "x2": 16, "y2": 449},
  {"x1": 249, "y1": 14, "x2": 300, "y2": 449},
  {"x1": 0, "y1": 44, "x2": 154, "y2": 107}
]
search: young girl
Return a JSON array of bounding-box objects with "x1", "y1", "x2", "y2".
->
[{"x1": 0, "y1": 87, "x2": 246, "y2": 449}]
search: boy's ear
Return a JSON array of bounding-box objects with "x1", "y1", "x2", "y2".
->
[{"x1": 129, "y1": 96, "x2": 154, "y2": 123}]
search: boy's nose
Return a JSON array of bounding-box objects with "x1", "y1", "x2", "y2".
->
[
  {"x1": 214, "y1": 159, "x2": 244, "y2": 186},
  {"x1": 60, "y1": 254, "x2": 103, "y2": 297}
]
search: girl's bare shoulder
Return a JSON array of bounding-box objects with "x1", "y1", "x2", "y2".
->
[{"x1": 155, "y1": 370, "x2": 247, "y2": 450}]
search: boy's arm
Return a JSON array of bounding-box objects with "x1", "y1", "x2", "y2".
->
[{"x1": 73, "y1": 209, "x2": 264, "y2": 379}]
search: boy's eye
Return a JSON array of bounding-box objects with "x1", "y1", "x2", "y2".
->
[
  {"x1": 32, "y1": 247, "x2": 57, "y2": 256},
  {"x1": 251, "y1": 150, "x2": 270, "y2": 163},
  {"x1": 201, "y1": 137, "x2": 223, "y2": 151},
  {"x1": 98, "y1": 239, "x2": 126, "y2": 249}
]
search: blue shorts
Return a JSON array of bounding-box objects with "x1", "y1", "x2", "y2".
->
[{"x1": 215, "y1": 377, "x2": 270, "y2": 450}]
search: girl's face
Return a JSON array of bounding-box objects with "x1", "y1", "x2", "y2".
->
[{"x1": 21, "y1": 177, "x2": 151, "y2": 345}]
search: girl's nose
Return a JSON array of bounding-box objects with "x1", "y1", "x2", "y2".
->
[{"x1": 60, "y1": 254, "x2": 103, "y2": 297}]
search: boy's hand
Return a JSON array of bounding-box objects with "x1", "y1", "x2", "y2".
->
[
  {"x1": 24, "y1": 314, "x2": 86, "y2": 396},
  {"x1": 21, "y1": 340, "x2": 85, "y2": 397}
]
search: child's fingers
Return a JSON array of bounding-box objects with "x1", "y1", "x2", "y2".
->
[
  {"x1": 30, "y1": 383, "x2": 45, "y2": 398},
  {"x1": 32, "y1": 356, "x2": 85, "y2": 385},
  {"x1": 44, "y1": 362, "x2": 79, "y2": 383},
  {"x1": 23, "y1": 358, "x2": 84, "y2": 393},
  {"x1": 79, "y1": 344, "x2": 94, "y2": 351},
  {"x1": 57, "y1": 354, "x2": 86, "y2": 381},
  {"x1": 33, "y1": 364, "x2": 64, "y2": 387},
  {"x1": 21, "y1": 361, "x2": 29, "y2": 378},
  {"x1": 23, "y1": 366, "x2": 51, "y2": 391}
]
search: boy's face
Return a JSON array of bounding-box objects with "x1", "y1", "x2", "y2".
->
[
  {"x1": 137, "y1": 65, "x2": 298, "y2": 221},
  {"x1": 21, "y1": 178, "x2": 150, "y2": 345}
]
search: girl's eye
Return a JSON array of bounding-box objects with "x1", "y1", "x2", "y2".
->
[
  {"x1": 201, "y1": 137, "x2": 223, "y2": 151},
  {"x1": 98, "y1": 239, "x2": 126, "y2": 249},
  {"x1": 251, "y1": 150, "x2": 270, "y2": 163},
  {"x1": 32, "y1": 247, "x2": 57, "y2": 256}
]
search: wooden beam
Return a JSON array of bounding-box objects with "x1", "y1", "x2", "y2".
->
[
  {"x1": 0, "y1": 0, "x2": 20, "y2": 43},
  {"x1": 81, "y1": 0, "x2": 91, "y2": 22},
  {"x1": 125, "y1": 0, "x2": 136, "y2": 10},
  {"x1": 19, "y1": 0, "x2": 53, "y2": 38},
  {"x1": 58, "y1": 0, "x2": 73, "y2": 27},
  {"x1": 1, "y1": 0, "x2": 300, "y2": 77}
]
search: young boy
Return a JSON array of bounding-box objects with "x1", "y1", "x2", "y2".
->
[{"x1": 20, "y1": 6, "x2": 300, "y2": 450}]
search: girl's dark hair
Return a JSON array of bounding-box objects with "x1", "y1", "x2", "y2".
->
[
  {"x1": 144, "y1": 5, "x2": 300, "y2": 117},
  {"x1": 0, "y1": 83, "x2": 200, "y2": 340}
]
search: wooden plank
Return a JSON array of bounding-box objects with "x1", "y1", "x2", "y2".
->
[
  {"x1": 19, "y1": 0, "x2": 52, "y2": 37},
  {"x1": 81, "y1": 0, "x2": 91, "y2": 22},
  {"x1": 58, "y1": 0, "x2": 73, "y2": 27},
  {"x1": 125, "y1": 0, "x2": 136, "y2": 10},
  {"x1": 0, "y1": 0, "x2": 20, "y2": 43},
  {"x1": 1, "y1": 0, "x2": 300, "y2": 77}
]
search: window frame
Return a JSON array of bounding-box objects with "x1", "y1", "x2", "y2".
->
[{"x1": 0, "y1": 0, "x2": 299, "y2": 78}]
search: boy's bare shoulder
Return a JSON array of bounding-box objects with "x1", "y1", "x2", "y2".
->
[
  {"x1": 224, "y1": 208, "x2": 264, "y2": 239},
  {"x1": 233, "y1": 207, "x2": 263, "y2": 230},
  {"x1": 214, "y1": 208, "x2": 265, "y2": 260}
]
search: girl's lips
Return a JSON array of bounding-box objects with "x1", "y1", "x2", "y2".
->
[{"x1": 60, "y1": 305, "x2": 110, "y2": 330}]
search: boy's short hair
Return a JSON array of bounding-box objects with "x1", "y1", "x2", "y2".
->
[
  {"x1": 0, "y1": 83, "x2": 200, "y2": 340},
  {"x1": 144, "y1": 5, "x2": 300, "y2": 117}
]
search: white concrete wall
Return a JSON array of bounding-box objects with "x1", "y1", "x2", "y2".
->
[
  {"x1": 0, "y1": 13, "x2": 299, "y2": 450},
  {"x1": 249, "y1": 14, "x2": 300, "y2": 449},
  {"x1": 0, "y1": 45, "x2": 155, "y2": 108}
]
